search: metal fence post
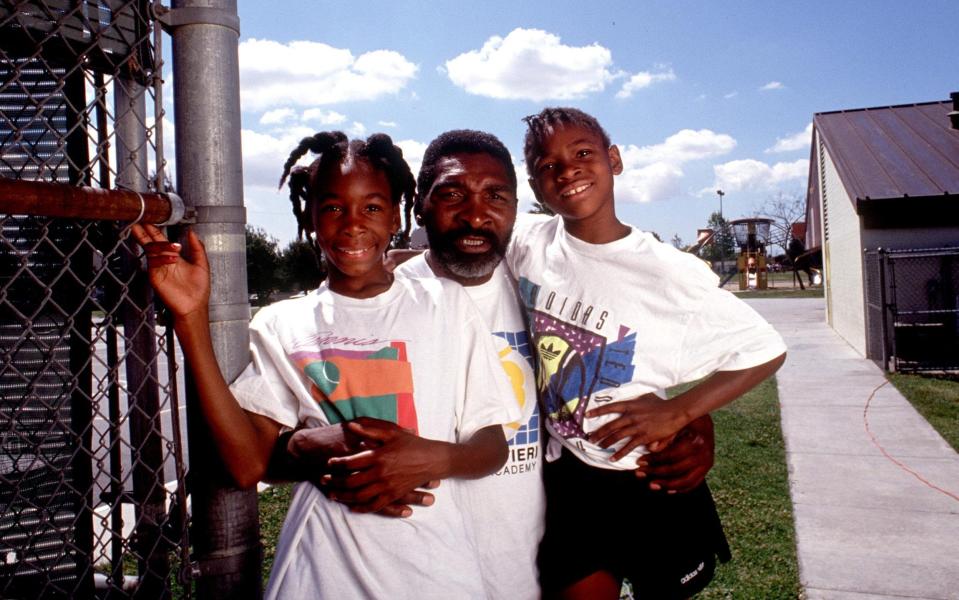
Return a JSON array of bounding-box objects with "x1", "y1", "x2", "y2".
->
[
  {"x1": 877, "y1": 249, "x2": 890, "y2": 371},
  {"x1": 885, "y1": 250, "x2": 898, "y2": 372},
  {"x1": 115, "y1": 68, "x2": 172, "y2": 599},
  {"x1": 169, "y1": 1, "x2": 261, "y2": 597}
]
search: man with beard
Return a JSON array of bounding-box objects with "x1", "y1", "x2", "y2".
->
[
  {"x1": 393, "y1": 130, "x2": 544, "y2": 599},
  {"x1": 270, "y1": 130, "x2": 716, "y2": 598}
]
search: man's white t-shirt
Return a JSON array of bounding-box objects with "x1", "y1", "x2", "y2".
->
[
  {"x1": 397, "y1": 256, "x2": 545, "y2": 600},
  {"x1": 506, "y1": 214, "x2": 787, "y2": 470},
  {"x1": 231, "y1": 277, "x2": 519, "y2": 599}
]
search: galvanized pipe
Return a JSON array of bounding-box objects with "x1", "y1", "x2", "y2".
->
[
  {"x1": 169, "y1": 0, "x2": 261, "y2": 597},
  {"x1": 115, "y1": 70, "x2": 171, "y2": 600},
  {"x1": 114, "y1": 75, "x2": 149, "y2": 192}
]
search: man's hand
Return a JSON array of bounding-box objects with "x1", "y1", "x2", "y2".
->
[
  {"x1": 269, "y1": 422, "x2": 438, "y2": 518},
  {"x1": 636, "y1": 414, "x2": 715, "y2": 494},
  {"x1": 585, "y1": 392, "x2": 687, "y2": 461},
  {"x1": 323, "y1": 418, "x2": 445, "y2": 515},
  {"x1": 365, "y1": 481, "x2": 440, "y2": 518}
]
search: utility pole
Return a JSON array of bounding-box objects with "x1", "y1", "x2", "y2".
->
[{"x1": 716, "y1": 189, "x2": 726, "y2": 274}]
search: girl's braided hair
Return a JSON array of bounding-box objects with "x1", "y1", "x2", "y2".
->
[
  {"x1": 522, "y1": 107, "x2": 612, "y2": 177},
  {"x1": 278, "y1": 131, "x2": 415, "y2": 246}
]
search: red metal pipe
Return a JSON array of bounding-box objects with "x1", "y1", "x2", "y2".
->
[{"x1": 0, "y1": 178, "x2": 189, "y2": 224}]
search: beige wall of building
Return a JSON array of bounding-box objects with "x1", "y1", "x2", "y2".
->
[{"x1": 819, "y1": 137, "x2": 867, "y2": 355}]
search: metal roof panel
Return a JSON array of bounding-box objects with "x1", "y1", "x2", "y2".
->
[{"x1": 814, "y1": 100, "x2": 959, "y2": 203}]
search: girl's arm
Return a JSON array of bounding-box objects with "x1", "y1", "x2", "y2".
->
[
  {"x1": 131, "y1": 224, "x2": 280, "y2": 488},
  {"x1": 321, "y1": 418, "x2": 507, "y2": 515},
  {"x1": 586, "y1": 352, "x2": 785, "y2": 462},
  {"x1": 173, "y1": 309, "x2": 281, "y2": 487}
]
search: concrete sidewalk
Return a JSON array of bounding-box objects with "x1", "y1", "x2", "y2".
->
[{"x1": 746, "y1": 298, "x2": 959, "y2": 600}]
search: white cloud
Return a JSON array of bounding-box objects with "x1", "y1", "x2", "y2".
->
[
  {"x1": 706, "y1": 158, "x2": 808, "y2": 193},
  {"x1": 615, "y1": 67, "x2": 676, "y2": 99},
  {"x1": 239, "y1": 38, "x2": 418, "y2": 110},
  {"x1": 760, "y1": 81, "x2": 784, "y2": 91},
  {"x1": 766, "y1": 123, "x2": 812, "y2": 153},
  {"x1": 301, "y1": 108, "x2": 347, "y2": 125},
  {"x1": 617, "y1": 162, "x2": 685, "y2": 204},
  {"x1": 378, "y1": 120, "x2": 398, "y2": 128},
  {"x1": 723, "y1": 91, "x2": 738, "y2": 99},
  {"x1": 396, "y1": 139, "x2": 427, "y2": 181},
  {"x1": 621, "y1": 129, "x2": 736, "y2": 166},
  {"x1": 259, "y1": 107, "x2": 296, "y2": 125},
  {"x1": 444, "y1": 28, "x2": 620, "y2": 101},
  {"x1": 348, "y1": 122, "x2": 367, "y2": 137},
  {"x1": 242, "y1": 126, "x2": 318, "y2": 190},
  {"x1": 260, "y1": 107, "x2": 347, "y2": 128},
  {"x1": 515, "y1": 160, "x2": 538, "y2": 211},
  {"x1": 616, "y1": 129, "x2": 737, "y2": 203}
]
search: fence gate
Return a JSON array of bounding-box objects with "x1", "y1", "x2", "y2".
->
[
  {"x1": 863, "y1": 250, "x2": 890, "y2": 369},
  {"x1": 0, "y1": 2, "x2": 192, "y2": 598},
  {"x1": 863, "y1": 247, "x2": 959, "y2": 373}
]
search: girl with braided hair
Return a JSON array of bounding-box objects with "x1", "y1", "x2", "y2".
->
[
  {"x1": 131, "y1": 131, "x2": 518, "y2": 598},
  {"x1": 280, "y1": 131, "x2": 415, "y2": 248}
]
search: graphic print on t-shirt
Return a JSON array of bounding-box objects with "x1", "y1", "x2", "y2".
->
[
  {"x1": 493, "y1": 330, "x2": 539, "y2": 447},
  {"x1": 518, "y1": 277, "x2": 635, "y2": 441},
  {"x1": 492, "y1": 329, "x2": 541, "y2": 477},
  {"x1": 290, "y1": 342, "x2": 418, "y2": 433}
]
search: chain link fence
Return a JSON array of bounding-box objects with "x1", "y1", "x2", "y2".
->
[
  {"x1": 863, "y1": 250, "x2": 884, "y2": 366},
  {"x1": 863, "y1": 247, "x2": 959, "y2": 373},
  {"x1": 1, "y1": 1, "x2": 192, "y2": 598}
]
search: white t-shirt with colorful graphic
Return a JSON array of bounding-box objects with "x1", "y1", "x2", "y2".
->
[
  {"x1": 397, "y1": 256, "x2": 545, "y2": 600},
  {"x1": 507, "y1": 214, "x2": 787, "y2": 470},
  {"x1": 231, "y1": 277, "x2": 520, "y2": 599}
]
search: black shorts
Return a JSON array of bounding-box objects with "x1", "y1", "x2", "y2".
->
[{"x1": 537, "y1": 449, "x2": 731, "y2": 599}]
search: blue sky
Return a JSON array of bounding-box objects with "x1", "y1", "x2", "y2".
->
[{"x1": 220, "y1": 0, "x2": 958, "y2": 249}]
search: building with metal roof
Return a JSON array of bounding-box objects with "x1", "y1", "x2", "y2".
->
[{"x1": 806, "y1": 94, "x2": 959, "y2": 366}]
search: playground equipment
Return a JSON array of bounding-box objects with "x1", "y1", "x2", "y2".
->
[{"x1": 730, "y1": 218, "x2": 773, "y2": 290}]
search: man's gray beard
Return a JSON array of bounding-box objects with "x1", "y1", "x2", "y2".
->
[{"x1": 431, "y1": 246, "x2": 503, "y2": 280}]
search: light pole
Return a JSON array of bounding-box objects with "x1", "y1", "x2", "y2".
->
[{"x1": 716, "y1": 189, "x2": 725, "y2": 274}]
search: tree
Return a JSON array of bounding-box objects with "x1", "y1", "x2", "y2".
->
[
  {"x1": 670, "y1": 234, "x2": 685, "y2": 250},
  {"x1": 700, "y1": 212, "x2": 735, "y2": 271},
  {"x1": 757, "y1": 191, "x2": 806, "y2": 256},
  {"x1": 280, "y1": 239, "x2": 325, "y2": 292},
  {"x1": 245, "y1": 226, "x2": 281, "y2": 306}
]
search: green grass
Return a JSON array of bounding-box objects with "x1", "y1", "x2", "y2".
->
[
  {"x1": 766, "y1": 271, "x2": 812, "y2": 285},
  {"x1": 258, "y1": 378, "x2": 801, "y2": 598},
  {"x1": 887, "y1": 373, "x2": 959, "y2": 452},
  {"x1": 671, "y1": 377, "x2": 801, "y2": 599},
  {"x1": 719, "y1": 269, "x2": 824, "y2": 299},
  {"x1": 733, "y1": 287, "x2": 823, "y2": 299},
  {"x1": 259, "y1": 483, "x2": 293, "y2": 589},
  {"x1": 722, "y1": 270, "x2": 824, "y2": 299},
  {"x1": 94, "y1": 552, "x2": 191, "y2": 597}
]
